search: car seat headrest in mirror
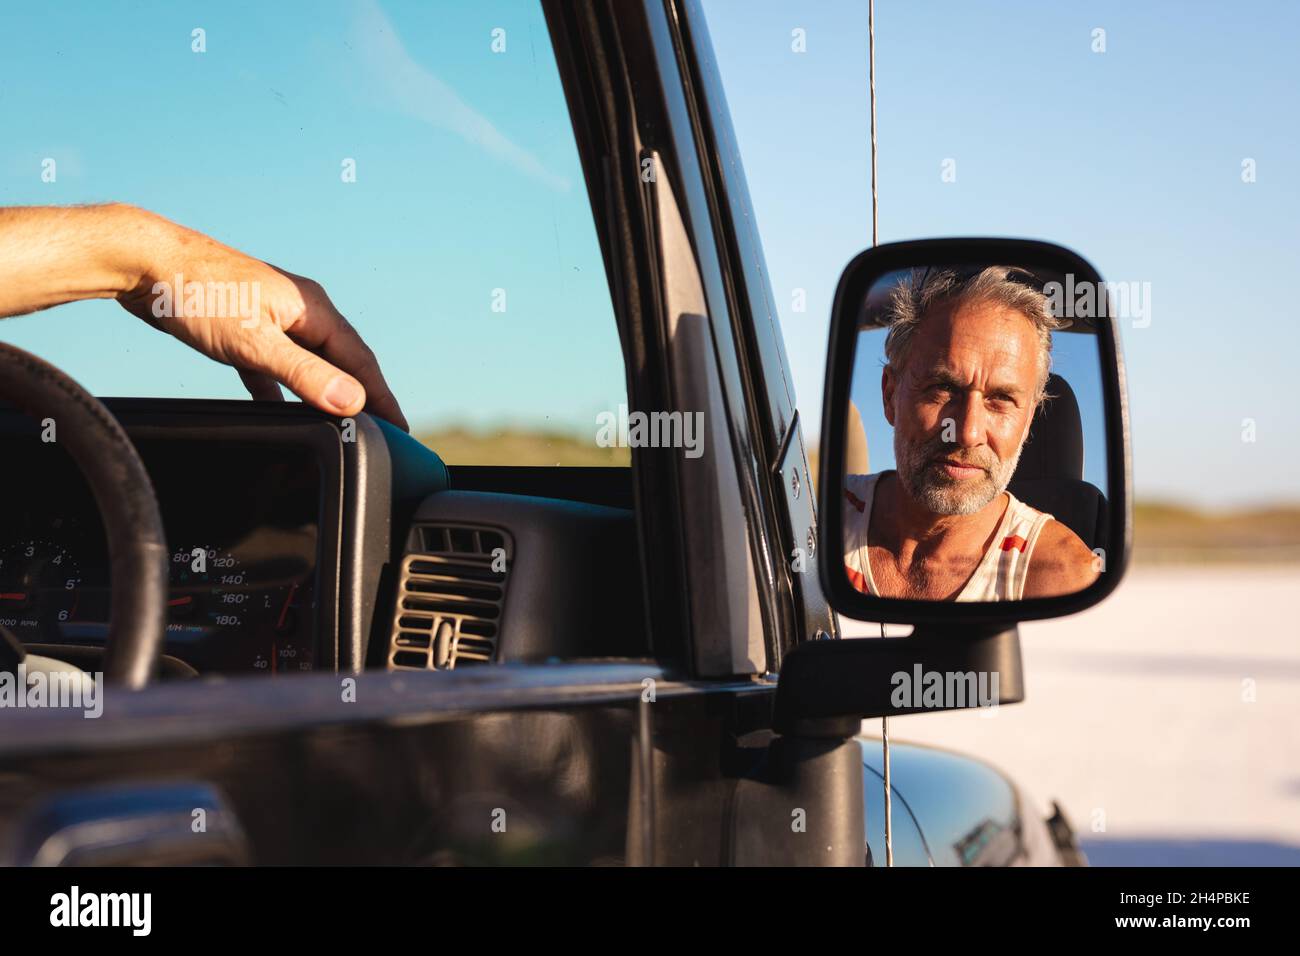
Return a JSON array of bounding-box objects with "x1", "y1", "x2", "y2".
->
[
  {"x1": 1013, "y1": 373, "x2": 1083, "y2": 482},
  {"x1": 1007, "y1": 373, "x2": 1107, "y2": 553}
]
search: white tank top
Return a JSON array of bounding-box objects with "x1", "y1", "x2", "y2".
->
[{"x1": 843, "y1": 472, "x2": 1054, "y2": 601}]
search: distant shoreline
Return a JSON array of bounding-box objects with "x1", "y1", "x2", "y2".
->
[
  {"x1": 1134, "y1": 501, "x2": 1300, "y2": 563},
  {"x1": 1134, "y1": 546, "x2": 1300, "y2": 565}
]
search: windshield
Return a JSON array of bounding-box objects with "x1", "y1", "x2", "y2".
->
[{"x1": 0, "y1": 0, "x2": 628, "y2": 464}]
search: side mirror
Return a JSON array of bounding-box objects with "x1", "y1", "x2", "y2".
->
[{"x1": 777, "y1": 239, "x2": 1132, "y2": 732}]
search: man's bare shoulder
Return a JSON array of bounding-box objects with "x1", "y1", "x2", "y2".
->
[
  {"x1": 1023, "y1": 519, "x2": 1099, "y2": 598},
  {"x1": 843, "y1": 471, "x2": 886, "y2": 514}
]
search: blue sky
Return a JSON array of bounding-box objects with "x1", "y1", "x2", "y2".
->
[
  {"x1": 1, "y1": 1, "x2": 1296, "y2": 507},
  {"x1": 0, "y1": 0, "x2": 627, "y2": 436},
  {"x1": 702, "y1": 0, "x2": 1300, "y2": 508}
]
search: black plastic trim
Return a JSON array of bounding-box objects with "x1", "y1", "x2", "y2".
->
[
  {"x1": 338, "y1": 413, "x2": 392, "y2": 673},
  {"x1": 407, "y1": 490, "x2": 649, "y2": 662},
  {"x1": 448, "y1": 465, "x2": 633, "y2": 509}
]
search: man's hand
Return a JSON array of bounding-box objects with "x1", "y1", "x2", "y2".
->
[{"x1": 0, "y1": 204, "x2": 408, "y2": 430}]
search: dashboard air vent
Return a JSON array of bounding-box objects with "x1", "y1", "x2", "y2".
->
[{"x1": 388, "y1": 525, "x2": 510, "y2": 671}]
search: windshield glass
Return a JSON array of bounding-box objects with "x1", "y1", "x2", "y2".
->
[{"x1": 0, "y1": 0, "x2": 628, "y2": 464}]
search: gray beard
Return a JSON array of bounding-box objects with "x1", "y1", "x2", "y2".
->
[{"x1": 894, "y1": 429, "x2": 1026, "y2": 516}]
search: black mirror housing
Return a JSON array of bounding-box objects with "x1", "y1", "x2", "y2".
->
[{"x1": 818, "y1": 238, "x2": 1133, "y2": 626}]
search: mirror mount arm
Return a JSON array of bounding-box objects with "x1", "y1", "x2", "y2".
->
[{"x1": 773, "y1": 625, "x2": 1024, "y2": 737}]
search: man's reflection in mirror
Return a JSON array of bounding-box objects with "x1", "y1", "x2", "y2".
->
[{"x1": 844, "y1": 266, "x2": 1099, "y2": 600}]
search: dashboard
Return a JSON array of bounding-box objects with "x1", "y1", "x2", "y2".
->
[{"x1": 0, "y1": 398, "x2": 645, "y2": 680}]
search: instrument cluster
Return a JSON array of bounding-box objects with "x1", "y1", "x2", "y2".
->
[{"x1": 0, "y1": 436, "x2": 322, "y2": 675}]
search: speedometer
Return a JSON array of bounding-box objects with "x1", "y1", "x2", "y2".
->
[
  {"x1": 166, "y1": 545, "x2": 315, "y2": 674},
  {"x1": 168, "y1": 545, "x2": 251, "y2": 628}
]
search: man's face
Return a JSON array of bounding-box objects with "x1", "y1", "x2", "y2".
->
[{"x1": 883, "y1": 299, "x2": 1041, "y2": 516}]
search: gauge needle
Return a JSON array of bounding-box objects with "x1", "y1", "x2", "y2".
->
[
  {"x1": 168, "y1": 596, "x2": 193, "y2": 607},
  {"x1": 277, "y1": 583, "x2": 299, "y2": 631},
  {"x1": 0, "y1": 592, "x2": 27, "y2": 601}
]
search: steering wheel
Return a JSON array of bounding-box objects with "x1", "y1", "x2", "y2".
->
[{"x1": 0, "y1": 343, "x2": 167, "y2": 688}]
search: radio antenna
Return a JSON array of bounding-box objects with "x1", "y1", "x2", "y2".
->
[{"x1": 868, "y1": 0, "x2": 893, "y2": 869}]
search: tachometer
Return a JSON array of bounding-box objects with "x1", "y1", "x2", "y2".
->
[{"x1": 0, "y1": 540, "x2": 82, "y2": 636}]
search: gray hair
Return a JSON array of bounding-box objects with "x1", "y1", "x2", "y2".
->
[{"x1": 883, "y1": 266, "x2": 1064, "y2": 403}]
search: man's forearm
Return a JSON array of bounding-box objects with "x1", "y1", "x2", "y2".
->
[
  {"x1": 0, "y1": 202, "x2": 409, "y2": 428},
  {"x1": 0, "y1": 204, "x2": 159, "y2": 318}
]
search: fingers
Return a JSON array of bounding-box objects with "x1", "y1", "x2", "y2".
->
[
  {"x1": 275, "y1": 281, "x2": 409, "y2": 431},
  {"x1": 311, "y1": 318, "x2": 409, "y2": 431},
  {"x1": 249, "y1": 332, "x2": 369, "y2": 419},
  {"x1": 237, "y1": 369, "x2": 284, "y2": 402}
]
